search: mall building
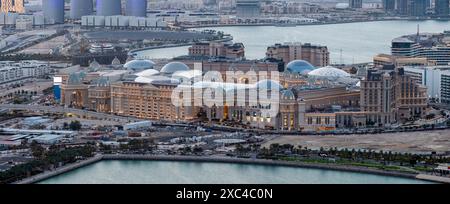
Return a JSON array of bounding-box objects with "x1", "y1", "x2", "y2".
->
[{"x1": 58, "y1": 55, "x2": 429, "y2": 131}]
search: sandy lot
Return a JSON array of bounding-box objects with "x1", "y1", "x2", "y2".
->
[
  {"x1": 20, "y1": 36, "x2": 67, "y2": 55},
  {"x1": 263, "y1": 130, "x2": 450, "y2": 154}
]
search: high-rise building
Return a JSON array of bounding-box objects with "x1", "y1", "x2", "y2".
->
[
  {"x1": 125, "y1": 0, "x2": 147, "y2": 17},
  {"x1": 266, "y1": 43, "x2": 330, "y2": 67},
  {"x1": 236, "y1": 0, "x2": 260, "y2": 18},
  {"x1": 70, "y1": 0, "x2": 94, "y2": 19},
  {"x1": 96, "y1": 0, "x2": 122, "y2": 16},
  {"x1": 409, "y1": 0, "x2": 427, "y2": 16},
  {"x1": 42, "y1": 0, "x2": 65, "y2": 24},
  {"x1": 349, "y1": 0, "x2": 363, "y2": 8},
  {"x1": 382, "y1": 0, "x2": 396, "y2": 11},
  {"x1": 392, "y1": 32, "x2": 450, "y2": 65},
  {"x1": 396, "y1": 0, "x2": 410, "y2": 15},
  {"x1": 203, "y1": 0, "x2": 218, "y2": 6},
  {"x1": 0, "y1": 0, "x2": 24, "y2": 13},
  {"x1": 360, "y1": 67, "x2": 427, "y2": 125},
  {"x1": 403, "y1": 66, "x2": 450, "y2": 103},
  {"x1": 435, "y1": 0, "x2": 450, "y2": 17}
]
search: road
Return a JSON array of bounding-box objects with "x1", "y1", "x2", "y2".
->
[{"x1": 0, "y1": 104, "x2": 141, "y2": 123}]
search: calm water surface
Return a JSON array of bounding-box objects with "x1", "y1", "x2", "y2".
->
[
  {"x1": 136, "y1": 20, "x2": 450, "y2": 64},
  {"x1": 38, "y1": 160, "x2": 432, "y2": 184}
]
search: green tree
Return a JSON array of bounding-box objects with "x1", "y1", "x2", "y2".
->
[
  {"x1": 30, "y1": 141, "x2": 46, "y2": 159},
  {"x1": 69, "y1": 121, "x2": 82, "y2": 131}
]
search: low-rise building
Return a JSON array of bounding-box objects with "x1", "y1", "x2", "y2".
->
[
  {"x1": 373, "y1": 54, "x2": 433, "y2": 68},
  {"x1": 266, "y1": 42, "x2": 329, "y2": 67},
  {"x1": 188, "y1": 42, "x2": 245, "y2": 60},
  {"x1": 0, "y1": 61, "x2": 49, "y2": 88}
]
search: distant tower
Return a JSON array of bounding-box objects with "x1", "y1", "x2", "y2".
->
[
  {"x1": 96, "y1": 0, "x2": 122, "y2": 16},
  {"x1": 396, "y1": 0, "x2": 409, "y2": 15},
  {"x1": 42, "y1": 0, "x2": 65, "y2": 24},
  {"x1": 382, "y1": 0, "x2": 396, "y2": 11},
  {"x1": 435, "y1": 0, "x2": 450, "y2": 17},
  {"x1": 349, "y1": 0, "x2": 363, "y2": 9},
  {"x1": 125, "y1": 0, "x2": 147, "y2": 17},
  {"x1": 70, "y1": 0, "x2": 94, "y2": 19},
  {"x1": 409, "y1": 0, "x2": 427, "y2": 17},
  {"x1": 236, "y1": 0, "x2": 261, "y2": 18},
  {"x1": 1, "y1": 0, "x2": 25, "y2": 13}
]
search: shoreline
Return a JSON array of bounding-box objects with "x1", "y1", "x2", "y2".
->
[
  {"x1": 14, "y1": 154, "x2": 449, "y2": 184},
  {"x1": 128, "y1": 36, "x2": 233, "y2": 55},
  {"x1": 129, "y1": 19, "x2": 396, "y2": 56},
  {"x1": 182, "y1": 18, "x2": 401, "y2": 29},
  {"x1": 129, "y1": 18, "x2": 450, "y2": 61},
  {"x1": 180, "y1": 17, "x2": 450, "y2": 29}
]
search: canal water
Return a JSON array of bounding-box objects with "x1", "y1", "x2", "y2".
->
[
  {"x1": 38, "y1": 160, "x2": 432, "y2": 184},
  {"x1": 135, "y1": 20, "x2": 450, "y2": 64}
]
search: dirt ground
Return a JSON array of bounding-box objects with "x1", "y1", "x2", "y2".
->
[
  {"x1": 19, "y1": 36, "x2": 67, "y2": 55},
  {"x1": 263, "y1": 130, "x2": 450, "y2": 154}
]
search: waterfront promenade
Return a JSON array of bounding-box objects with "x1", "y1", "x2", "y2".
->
[
  {"x1": 13, "y1": 154, "x2": 449, "y2": 184},
  {"x1": 13, "y1": 155, "x2": 103, "y2": 184}
]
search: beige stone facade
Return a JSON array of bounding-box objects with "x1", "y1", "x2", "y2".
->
[{"x1": 266, "y1": 43, "x2": 330, "y2": 67}]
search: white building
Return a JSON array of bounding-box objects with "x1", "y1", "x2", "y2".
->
[
  {"x1": 82, "y1": 15, "x2": 167, "y2": 29},
  {"x1": 123, "y1": 121, "x2": 153, "y2": 131},
  {"x1": 0, "y1": 61, "x2": 49, "y2": 88},
  {"x1": 404, "y1": 66, "x2": 450, "y2": 103},
  {"x1": 0, "y1": 12, "x2": 45, "y2": 27},
  {"x1": 30, "y1": 134, "x2": 65, "y2": 145},
  {"x1": 15, "y1": 18, "x2": 33, "y2": 30}
]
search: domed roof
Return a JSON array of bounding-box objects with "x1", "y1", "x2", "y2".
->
[
  {"x1": 111, "y1": 57, "x2": 121, "y2": 66},
  {"x1": 281, "y1": 89, "x2": 295, "y2": 100},
  {"x1": 68, "y1": 72, "x2": 86, "y2": 85},
  {"x1": 172, "y1": 69, "x2": 202, "y2": 79},
  {"x1": 134, "y1": 75, "x2": 180, "y2": 85},
  {"x1": 308, "y1": 66, "x2": 350, "y2": 78},
  {"x1": 135, "y1": 69, "x2": 160, "y2": 77},
  {"x1": 124, "y1": 59, "x2": 155, "y2": 71},
  {"x1": 255, "y1": 79, "x2": 283, "y2": 91},
  {"x1": 89, "y1": 59, "x2": 101, "y2": 72},
  {"x1": 68, "y1": 73, "x2": 81, "y2": 85},
  {"x1": 160, "y1": 62, "x2": 190, "y2": 74},
  {"x1": 286, "y1": 60, "x2": 316, "y2": 75}
]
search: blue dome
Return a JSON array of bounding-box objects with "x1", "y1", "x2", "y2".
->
[
  {"x1": 124, "y1": 59, "x2": 155, "y2": 71},
  {"x1": 286, "y1": 60, "x2": 315, "y2": 75}
]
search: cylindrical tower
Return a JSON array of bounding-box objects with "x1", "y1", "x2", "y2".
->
[
  {"x1": 42, "y1": 0, "x2": 65, "y2": 24},
  {"x1": 125, "y1": 0, "x2": 147, "y2": 17},
  {"x1": 96, "y1": 0, "x2": 122, "y2": 16},
  {"x1": 70, "y1": 0, "x2": 94, "y2": 19}
]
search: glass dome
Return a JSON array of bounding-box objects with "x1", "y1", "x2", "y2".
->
[
  {"x1": 124, "y1": 59, "x2": 155, "y2": 71},
  {"x1": 308, "y1": 66, "x2": 351, "y2": 79},
  {"x1": 135, "y1": 69, "x2": 160, "y2": 77},
  {"x1": 255, "y1": 79, "x2": 283, "y2": 91},
  {"x1": 134, "y1": 75, "x2": 180, "y2": 84},
  {"x1": 160, "y1": 62, "x2": 190, "y2": 74},
  {"x1": 286, "y1": 60, "x2": 316, "y2": 75}
]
